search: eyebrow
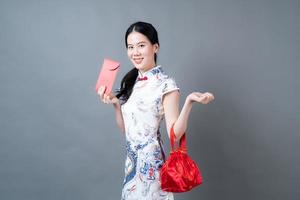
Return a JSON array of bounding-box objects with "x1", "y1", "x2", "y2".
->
[{"x1": 127, "y1": 41, "x2": 147, "y2": 46}]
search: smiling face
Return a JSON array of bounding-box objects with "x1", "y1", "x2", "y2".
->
[{"x1": 127, "y1": 31, "x2": 159, "y2": 73}]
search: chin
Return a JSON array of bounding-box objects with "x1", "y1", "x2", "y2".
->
[{"x1": 132, "y1": 63, "x2": 144, "y2": 70}]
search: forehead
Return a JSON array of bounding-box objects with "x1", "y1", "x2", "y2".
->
[{"x1": 127, "y1": 31, "x2": 150, "y2": 45}]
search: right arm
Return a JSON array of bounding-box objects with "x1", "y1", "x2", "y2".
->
[
  {"x1": 98, "y1": 86, "x2": 125, "y2": 133},
  {"x1": 112, "y1": 101, "x2": 125, "y2": 133}
]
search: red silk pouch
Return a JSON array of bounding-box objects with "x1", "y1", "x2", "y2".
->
[{"x1": 160, "y1": 125, "x2": 203, "y2": 192}]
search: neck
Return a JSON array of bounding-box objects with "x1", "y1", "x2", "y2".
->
[{"x1": 138, "y1": 63, "x2": 156, "y2": 75}]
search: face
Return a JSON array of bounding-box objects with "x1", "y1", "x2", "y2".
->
[{"x1": 127, "y1": 31, "x2": 159, "y2": 73}]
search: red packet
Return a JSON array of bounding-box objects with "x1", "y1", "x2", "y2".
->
[{"x1": 95, "y1": 58, "x2": 120, "y2": 94}]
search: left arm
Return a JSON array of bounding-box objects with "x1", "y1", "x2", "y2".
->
[{"x1": 163, "y1": 91, "x2": 214, "y2": 140}]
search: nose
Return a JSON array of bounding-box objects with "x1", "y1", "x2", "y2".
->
[{"x1": 133, "y1": 47, "x2": 140, "y2": 56}]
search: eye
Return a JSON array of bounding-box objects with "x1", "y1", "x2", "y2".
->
[{"x1": 127, "y1": 46, "x2": 133, "y2": 50}]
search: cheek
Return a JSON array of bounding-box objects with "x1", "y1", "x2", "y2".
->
[
  {"x1": 142, "y1": 48, "x2": 153, "y2": 57},
  {"x1": 127, "y1": 50, "x2": 132, "y2": 58},
  {"x1": 145, "y1": 49, "x2": 155, "y2": 58}
]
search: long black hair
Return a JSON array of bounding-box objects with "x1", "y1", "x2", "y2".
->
[{"x1": 116, "y1": 21, "x2": 159, "y2": 103}]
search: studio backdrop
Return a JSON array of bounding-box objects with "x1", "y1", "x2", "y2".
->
[{"x1": 0, "y1": 0, "x2": 299, "y2": 200}]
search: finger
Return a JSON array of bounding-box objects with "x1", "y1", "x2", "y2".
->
[
  {"x1": 98, "y1": 86, "x2": 105, "y2": 93},
  {"x1": 105, "y1": 94, "x2": 111, "y2": 103},
  {"x1": 196, "y1": 95, "x2": 207, "y2": 103},
  {"x1": 103, "y1": 97, "x2": 109, "y2": 104},
  {"x1": 112, "y1": 97, "x2": 118, "y2": 104},
  {"x1": 211, "y1": 94, "x2": 215, "y2": 100},
  {"x1": 203, "y1": 94, "x2": 214, "y2": 103},
  {"x1": 100, "y1": 86, "x2": 106, "y2": 99},
  {"x1": 105, "y1": 94, "x2": 114, "y2": 104},
  {"x1": 98, "y1": 85, "x2": 107, "y2": 96},
  {"x1": 101, "y1": 93, "x2": 106, "y2": 103},
  {"x1": 194, "y1": 92, "x2": 203, "y2": 97},
  {"x1": 98, "y1": 86, "x2": 105, "y2": 98},
  {"x1": 207, "y1": 93, "x2": 215, "y2": 101},
  {"x1": 207, "y1": 92, "x2": 214, "y2": 99},
  {"x1": 103, "y1": 93, "x2": 109, "y2": 102},
  {"x1": 202, "y1": 98, "x2": 209, "y2": 104},
  {"x1": 101, "y1": 95, "x2": 105, "y2": 103}
]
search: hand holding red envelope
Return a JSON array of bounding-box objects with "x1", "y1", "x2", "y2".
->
[{"x1": 95, "y1": 58, "x2": 120, "y2": 94}]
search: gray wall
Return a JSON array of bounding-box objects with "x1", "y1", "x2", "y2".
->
[{"x1": 1, "y1": 0, "x2": 299, "y2": 199}]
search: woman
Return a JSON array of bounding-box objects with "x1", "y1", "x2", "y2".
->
[{"x1": 98, "y1": 21, "x2": 214, "y2": 200}]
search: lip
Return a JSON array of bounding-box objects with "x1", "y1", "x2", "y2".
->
[{"x1": 133, "y1": 57, "x2": 143, "y2": 64}]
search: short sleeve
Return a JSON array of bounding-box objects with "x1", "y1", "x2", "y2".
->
[{"x1": 161, "y1": 77, "x2": 180, "y2": 98}]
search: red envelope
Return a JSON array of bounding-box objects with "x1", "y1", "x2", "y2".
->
[{"x1": 95, "y1": 58, "x2": 120, "y2": 94}]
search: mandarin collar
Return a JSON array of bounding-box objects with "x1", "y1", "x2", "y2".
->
[{"x1": 137, "y1": 65, "x2": 163, "y2": 81}]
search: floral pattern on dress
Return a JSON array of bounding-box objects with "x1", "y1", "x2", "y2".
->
[{"x1": 121, "y1": 66, "x2": 179, "y2": 200}]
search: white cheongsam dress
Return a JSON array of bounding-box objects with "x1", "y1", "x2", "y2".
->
[{"x1": 121, "y1": 65, "x2": 180, "y2": 200}]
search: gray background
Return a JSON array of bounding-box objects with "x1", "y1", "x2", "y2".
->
[{"x1": 1, "y1": 0, "x2": 299, "y2": 199}]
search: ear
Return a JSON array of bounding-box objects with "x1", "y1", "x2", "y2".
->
[{"x1": 154, "y1": 44, "x2": 159, "y2": 53}]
